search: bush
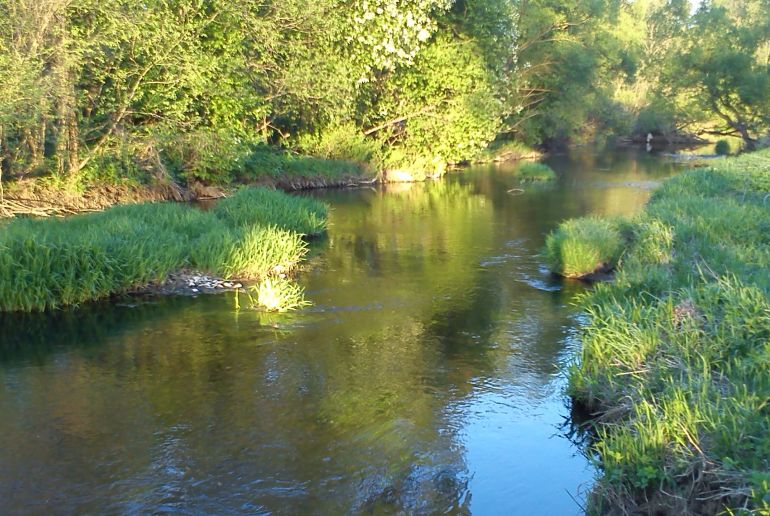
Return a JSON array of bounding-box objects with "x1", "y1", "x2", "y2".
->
[
  {"x1": 516, "y1": 162, "x2": 556, "y2": 182},
  {"x1": 240, "y1": 146, "x2": 368, "y2": 181},
  {"x1": 295, "y1": 122, "x2": 379, "y2": 163},
  {"x1": 543, "y1": 217, "x2": 624, "y2": 278},
  {"x1": 634, "y1": 102, "x2": 677, "y2": 135},
  {"x1": 715, "y1": 139, "x2": 731, "y2": 156},
  {"x1": 158, "y1": 128, "x2": 251, "y2": 184},
  {"x1": 380, "y1": 148, "x2": 447, "y2": 181}
]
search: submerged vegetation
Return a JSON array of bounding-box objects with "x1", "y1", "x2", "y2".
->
[
  {"x1": 563, "y1": 149, "x2": 770, "y2": 513},
  {"x1": 0, "y1": 188, "x2": 326, "y2": 312}
]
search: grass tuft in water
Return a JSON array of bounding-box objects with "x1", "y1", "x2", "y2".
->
[
  {"x1": 543, "y1": 217, "x2": 624, "y2": 278},
  {"x1": 246, "y1": 276, "x2": 311, "y2": 312},
  {"x1": 516, "y1": 162, "x2": 556, "y2": 182},
  {"x1": 567, "y1": 148, "x2": 770, "y2": 514}
]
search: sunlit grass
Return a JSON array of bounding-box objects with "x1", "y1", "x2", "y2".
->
[
  {"x1": 0, "y1": 188, "x2": 327, "y2": 312},
  {"x1": 543, "y1": 217, "x2": 624, "y2": 278},
  {"x1": 246, "y1": 276, "x2": 310, "y2": 312},
  {"x1": 568, "y1": 148, "x2": 770, "y2": 513}
]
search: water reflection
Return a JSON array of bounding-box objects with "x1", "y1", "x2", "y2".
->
[{"x1": 0, "y1": 147, "x2": 681, "y2": 514}]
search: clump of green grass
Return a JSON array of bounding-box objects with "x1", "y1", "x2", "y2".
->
[
  {"x1": 543, "y1": 217, "x2": 624, "y2": 278},
  {"x1": 516, "y1": 162, "x2": 556, "y2": 182},
  {"x1": 212, "y1": 187, "x2": 328, "y2": 235},
  {"x1": 0, "y1": 187, "x2": 328, "y2": 312},
  {"x1": 245, "y1": 276, "x2": 311, "y2": 312},
  {"x1": 568, "y1": 148, "x2": 770, "y2": 513}
]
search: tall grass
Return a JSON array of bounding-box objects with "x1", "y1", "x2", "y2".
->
[
  {"x1": 0, "y1": 188, "x2": 328, "y2": 312},
  {"x1": 568, "y1": 149, "x2": 770, "y2": 513}
]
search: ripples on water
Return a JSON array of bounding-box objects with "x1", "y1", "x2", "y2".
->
[{"x1": 0, "y1": 147, "x2": 682, "y2": 514}]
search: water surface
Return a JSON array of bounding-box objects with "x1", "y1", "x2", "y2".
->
[{"x1": 0, "y1": 147, "x2": 681, "y2": 514}]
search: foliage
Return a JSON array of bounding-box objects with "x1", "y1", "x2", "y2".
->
[
  {"x1": 0, "y1": 0, "x2": 519, "y2": 185},
  {"x1": 474, "y1": 140, "x2": 539, "y2": 163},
  {"x1": 670, "y1": 2, "x2": 770, "y2": 149},
  {"x1": 569, "y1": 149, "x2": 770, "y2": 512},
  {"x1": 158, "y1": 129, "x2": 252, "y2": 185},
  {"x1": 543, "y1": 217, "x2": 624, "y2": 278},
  {"x1": 295, "y1": 123, "x2": 380, "y2": 163},
  {"x1": 0, "y1": 188, "x2": 327, "y2": 311},
  {"x1": 241, "y1": 147, "x2": 368, "y2": 182}
]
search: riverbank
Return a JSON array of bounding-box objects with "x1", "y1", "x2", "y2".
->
[
  {"x1": 0, "y1": 139, "x2": 544, "y2": 218},
  {"x1": 560, "y1": 150, "x2": 770, "y2": 513},
  {"x1": 0, "y1": 146, "x2": 370, "y2": 218},
  {"x1": 0, "y1": 187, "x2": 327, "y2": 312}
]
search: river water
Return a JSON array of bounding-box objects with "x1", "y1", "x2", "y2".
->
[{"x1": 0, "y1": 147, "x2": 681, "y2": 514}]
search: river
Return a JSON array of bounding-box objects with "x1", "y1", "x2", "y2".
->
[{"x1": 0, "y1": 147, "x2": 682, "y2": 514}]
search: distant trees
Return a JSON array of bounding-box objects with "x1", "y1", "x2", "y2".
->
[{"x1": 508, "y1": 0, "x2": 770, "y2": 148}]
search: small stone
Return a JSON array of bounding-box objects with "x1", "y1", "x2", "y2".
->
[{"x1": 191, "y1": 288, "x2": 199, "y2": 293}]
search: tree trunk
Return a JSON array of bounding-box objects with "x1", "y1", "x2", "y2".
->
[{"x1": 735, "y1": 122, "x2": 756, "y2": 151}]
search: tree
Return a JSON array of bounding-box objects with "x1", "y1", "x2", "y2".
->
[{"x1": 673, "y1": 0, "x2": 770, "y2": 149}]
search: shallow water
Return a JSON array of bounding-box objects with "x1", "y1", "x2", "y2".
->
[{"x1": 0, "y1": 147, "x2": 681, "y2": 514}]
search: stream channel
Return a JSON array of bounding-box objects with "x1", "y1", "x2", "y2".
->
[{"x1": 0, "y1": 147, "x2": 684, "y2": 514}]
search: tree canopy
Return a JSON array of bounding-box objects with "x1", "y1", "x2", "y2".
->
[{"x1": 0, "y1": 0, "x2": 768, "y2": 185}]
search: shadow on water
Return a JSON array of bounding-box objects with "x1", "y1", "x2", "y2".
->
[{"x1": 0, "y1": 146, "x2": 683, "y2": 514}]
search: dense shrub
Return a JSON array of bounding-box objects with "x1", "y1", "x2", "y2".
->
[
  {"x1": 715, "y1": 139, "x2": 731, "y2": 155},
  {"x1": 295, "y1": 123, "x2": 380, "y2": 163}
]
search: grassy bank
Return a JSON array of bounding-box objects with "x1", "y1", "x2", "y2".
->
[
  {"x1": 556, "y1": 150, "x2": 770, "y2": 513},
  {"x1": 0, "y1": 187, "x2": 327, "y2": 312}
]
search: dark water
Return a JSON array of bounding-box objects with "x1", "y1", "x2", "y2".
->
[{"x1": 0, "y1": 148, "x2": 681, "y2": 514}]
